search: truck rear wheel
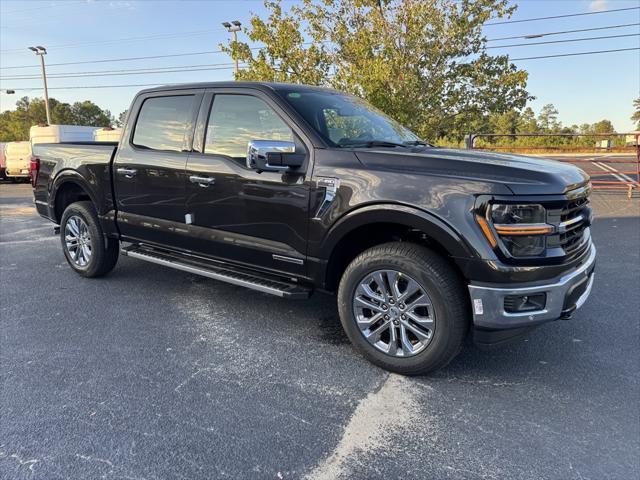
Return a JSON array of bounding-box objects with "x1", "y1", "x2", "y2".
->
[
  {"x1": 60, "y1": 201, "x2": 119, "y2": 277},
  {"x1": 337, "y1": 242, "x2": 469, "y2": 375}
]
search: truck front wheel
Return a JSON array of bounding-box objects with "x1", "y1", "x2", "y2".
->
[
  {"x1": 60, "y1": 201, "x2": 119, "y2": 277},
  {"x1": 337, "y1": 242, "x2": 469, "y2": 375}
]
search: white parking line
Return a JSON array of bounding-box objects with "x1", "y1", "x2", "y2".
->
[{"x1": 594, "y1": 161, "x2": 637, "y2": 184}]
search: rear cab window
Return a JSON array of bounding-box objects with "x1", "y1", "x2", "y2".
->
[{"x1": 132, "y1": 95, "x2": 197, "y2": 152}]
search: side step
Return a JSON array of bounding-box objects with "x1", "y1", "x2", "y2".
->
[{"x1": 121, "y1": 244, "x2": 312, "y2": 299}]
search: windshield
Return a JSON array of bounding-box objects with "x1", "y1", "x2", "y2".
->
[{"x1": 277, "y1": 88, "x2": 423, "y2": 148}]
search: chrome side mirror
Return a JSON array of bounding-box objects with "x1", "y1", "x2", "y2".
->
[{"x1": 246, "y1": 140, "x2": 303, "y2": 172}]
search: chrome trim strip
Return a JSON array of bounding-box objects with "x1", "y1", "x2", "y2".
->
[
  {"x1": 558, "y1": 214, "x2": 584, "y2": 233},
  {"x1": 272, "y1": 254, "x2": 304, "y2": 265},
  {"x1": 125, "y1": 249, "x2": 286, "y2": 297}
]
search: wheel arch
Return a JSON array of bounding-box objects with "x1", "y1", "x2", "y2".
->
[
  {"x1": 320, "y1": 204, "x2": 473, "y2": 292},
  {"x1": 51, "y1": 172, "x2": 98, "y2": 223}
]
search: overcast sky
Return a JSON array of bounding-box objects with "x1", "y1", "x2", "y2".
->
[{"x1": 0, "y1": 0, "x2": 638, "y2": 131}]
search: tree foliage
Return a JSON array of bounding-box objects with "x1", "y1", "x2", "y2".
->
[
  {"x1": 223, "y1": 0, "x2": 532, "y2": 141},
  {"x1": 632, "y1": 97, "x2": 640, "y2": 130},
  {"x1": 0, "y1": 96, "x2": 113, "y2": 142}
]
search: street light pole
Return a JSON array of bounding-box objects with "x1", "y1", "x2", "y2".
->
[
  {"x1": 222, "y1": 20, "x2": 242, "y2": 77},
  {"x1": 29, "y1": 46, "x2": 51, "y2": 125}
]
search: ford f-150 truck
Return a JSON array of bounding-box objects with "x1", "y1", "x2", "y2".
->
[{"x1": 31, "y1": 82, "x2": 596, "y2": 374}]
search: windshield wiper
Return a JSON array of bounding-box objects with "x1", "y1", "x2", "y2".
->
[
  {"x1": 338, "y1": 140, "x2": 408, "y2": 149},
  {"x1": 403, "y1": 140, "x2": 432, "y2": 147}
]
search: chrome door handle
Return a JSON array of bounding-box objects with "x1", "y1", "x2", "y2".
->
[
  {"x1": 189, "y1": 175, "x2": 215, "y2": 187},
  {"x1": 117, "y1": 167, "x2": 137, "y2": 178}
]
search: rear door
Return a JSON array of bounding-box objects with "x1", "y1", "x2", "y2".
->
[
  {"x1": 184, "y1": 88, "x2": 313, "y2": 277},
  {"x1": 113, "y1": 89, "x2": 202, "y2": 248}
]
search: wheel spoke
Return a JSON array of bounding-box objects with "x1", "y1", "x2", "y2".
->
[
  {"x1": 402, "y1": 319, "x2": 431, "y2": 341},
  {"x1": 374, "y1": 272, "x2": 391, "y2": 299},
  {"x1": 400, "y1": 324, "x2": 415, "y2": 355},
  {"x1": 405, "y1": 292, "x2": 431, "y2": 311},
  {"x1": 386, "y1": 323, "x2": 398, "y2": 355},
  {"x1": 398, "y1": 278, "x2": 421, "y2": 302},
  {"x1": 407, "y1": 312, "x2": 433, "y2": 328},
  {"x1": 356, "y1": 312, "x2": 383, "y2": 328},
  {"x1": 365, "y1": 319, "x2": 390, "y2": 343},
  {"x1": 358, "y1": 283, "x2": 385, "y2": 303},
  {"x1": 355, "y1": 296, "x2": 384, "y2": 313}
]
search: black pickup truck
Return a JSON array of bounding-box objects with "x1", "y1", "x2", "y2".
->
[{"x1": 31, "y1": 82, "x2": 596, "y2": 374}]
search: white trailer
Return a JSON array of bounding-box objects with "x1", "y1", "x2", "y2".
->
[
  {"x1": 93, "y1": 127, "x2": 122, "y2": 142},
  {"x1": 4, "y1": 141, "x2": 32, "y2": 179},
  {"x1": 0, "y1": 142, "x2": 6, "y2": 179},
  {"x1": 30, "y1": 124, "x2": 97, "y2": 145}
]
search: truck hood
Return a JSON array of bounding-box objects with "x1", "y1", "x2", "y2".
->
[{"x1": 354, "y1": 147, "x2": 590, "y2": 195}]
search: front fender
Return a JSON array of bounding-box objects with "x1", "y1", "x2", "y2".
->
[{"x1": 317, "y1": 203, "x2": 476, "y2": 260}]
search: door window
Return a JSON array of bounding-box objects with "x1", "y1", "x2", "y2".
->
[
  {"x1": 205, "y1": 95, "x2": 293, "y2": 159},
  {"x1": 132, "y1": 95, "x2": 195, "y2": 152}
]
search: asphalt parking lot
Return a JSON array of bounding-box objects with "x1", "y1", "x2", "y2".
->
[{"x1": 1, "y1": 182, "x2": 638, "y2": 480}]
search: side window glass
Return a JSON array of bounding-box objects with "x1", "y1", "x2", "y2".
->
[
  {"x1": 205, "y1": 95, "x2": 293, "y2": 159},
  {"x1": 132, "y1": 95, "x2": 195, "y2": 152}
]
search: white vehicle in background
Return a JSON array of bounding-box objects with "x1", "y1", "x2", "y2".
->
[
  {"x1": 30, "y1": 124, "x2": 97, "y2": 145},
  {"x1": 4, "y1": 141, "x2": 32, "y2": 181},
  {"x1": 93, "y1": 127, "x2": 122, "y2": 142},
  {"x1": 0, "y1": 142, "x2": 6, "y2": 179}
]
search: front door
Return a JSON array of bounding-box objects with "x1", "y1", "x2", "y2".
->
[
  {"x1": 113, "y1": 90, "x2": 202, "y2": 248},
  {"x1": 184, "y1": 90, "x2": 311, "y2": 277}
]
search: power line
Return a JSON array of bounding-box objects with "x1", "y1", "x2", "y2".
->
[
  {"x1": 485, "y1": 6, "x2": 640, "y2": 25},
  {"x1": 486, "y1": 33, "x2": 640, "y2": 49},
  {"x1": 0, "y1": 64, "x2": 240, "y2": 81},
  {"x1": 0, "y1": 62, "x2": 239, "y2": 80},
  {"x1": 486, "y1": 22, "x2": 640, "y2": 42},
  {"x1": 509, "y1": 47, "x2": 640, "y2": 61},
  {"x1": 2, "y1": 47, "x2": 637, "y2": 93},
  {"x1": 0, "y1": 29, "x2": 227, "y2": 54},
  {"x1": 8, "y1": 31, "x2": 634, "y2": 80},
  {"x1": 0, "y1": 51, "x2": 227, "y2": 70}
]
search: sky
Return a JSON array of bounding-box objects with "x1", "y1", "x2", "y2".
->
[{"x1": 0, "y1": 0, "x2": 639, "y2": 132}]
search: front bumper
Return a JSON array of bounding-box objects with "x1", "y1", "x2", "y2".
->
[{"x1": 468, "y1": 244, "x2": 596, "y2": 329}]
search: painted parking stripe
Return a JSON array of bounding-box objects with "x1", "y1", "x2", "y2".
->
[{"x1": 594, "y1": 161, "x2": 637, "y2": 184}]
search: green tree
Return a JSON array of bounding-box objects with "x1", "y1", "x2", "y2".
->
[
  {"x1": 225, "y1": 0, "x2": 532, "y2": 141},
  {"x1": 631, "y1": 97, "x2": 640, "y2": 130},
  {"x1": 537, "y1": 104, "x2": 560, "y2": 132},
  {"x1": 115, "y1": 110, "x2": 128, "y2": 128},
  {"x1": 591, "y1": 119, "x2": 615, "y2": 134},
  {"x1": 517, "y1": 107, "x2": 538, "y2": 133},
  {"x1": 70, "y1": 100, "x2": 113, "y2": 127},
  {"x1": 0, "y1": 96, "x2": 114, "y2": 142}
]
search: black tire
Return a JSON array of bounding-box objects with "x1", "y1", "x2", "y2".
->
[
  {"x1": 60, "y1": 201, "x2": 119, "y2": 277},
  {"x1": 337, "y1": 242, "x2": 469, "y2": 375}
]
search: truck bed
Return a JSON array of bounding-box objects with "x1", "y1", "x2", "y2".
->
[{"x1": 32, "y1": 142, "x2": 119, "y2": 225}]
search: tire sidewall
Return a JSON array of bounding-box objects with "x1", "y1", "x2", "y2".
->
[{"x1": 338, "y1": 251, "x2": 462, "y2": 374}]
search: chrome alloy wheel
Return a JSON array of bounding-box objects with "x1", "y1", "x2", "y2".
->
[
  {"x1": 353, "y1": 270, "x2": 436, "y2": 357},
  {"x1": 64, "y1": 215, "x2": 92, "y2": 267}
]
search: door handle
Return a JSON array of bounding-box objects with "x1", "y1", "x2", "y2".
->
[
  {"x1": 117, "y1": 167, "x2": 137, "y2": 178},
  {"x1": 189, "y1": 175, "x2": 215, "y2": 187}
]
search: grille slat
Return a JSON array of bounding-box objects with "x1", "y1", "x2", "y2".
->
[{"x1": 556, "y1": 192, "x2": 590, "y2": 256}]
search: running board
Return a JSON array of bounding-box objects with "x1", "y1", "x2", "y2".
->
[{"x1": 121, "y1": 244, "x2": 311, "y2": 299}]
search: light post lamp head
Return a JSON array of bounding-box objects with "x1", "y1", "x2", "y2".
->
[{"x1": 223, "y1": 20, "x2": 241, "y2": 32}]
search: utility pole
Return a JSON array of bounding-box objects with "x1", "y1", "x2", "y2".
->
[
  {"x1": 29, "y1": 46, "x2": 51, "y2": 125},
  {"x1": 222, "y1": 20, "x2": 242, "y2": 77}
]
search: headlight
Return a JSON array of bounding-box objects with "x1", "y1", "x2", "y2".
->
[{"x1": 477, "y1": 203, "x2": 554, "y2": 257}]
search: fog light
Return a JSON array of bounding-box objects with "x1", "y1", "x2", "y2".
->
[{"x1": 504, "y1": 293, "x2": 546, "y2": 313}]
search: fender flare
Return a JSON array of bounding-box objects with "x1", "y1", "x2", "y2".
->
[
  {"x1": 318, "y1": 203, "x2": 474, "y2": 260},
  {"x1": 50, "y1": 170, "x2": 100, "y2": 222}
]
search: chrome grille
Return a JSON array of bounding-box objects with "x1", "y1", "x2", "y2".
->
[{"x1": 547, "y1": 189, "x2": 591, "y2": 257}]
